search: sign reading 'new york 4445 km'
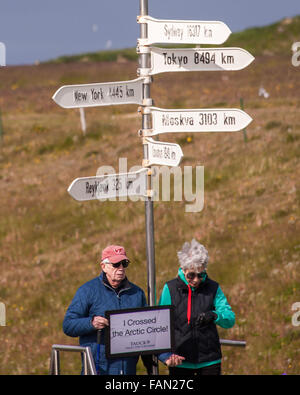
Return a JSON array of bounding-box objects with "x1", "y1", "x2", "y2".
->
[{"x1": 52, "y1": 77, "x2": 144, "y2": 109}]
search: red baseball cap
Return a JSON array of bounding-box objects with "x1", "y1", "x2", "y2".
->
[{"x1": 101, "y1": 245, "x2": 129, "y2": 264}]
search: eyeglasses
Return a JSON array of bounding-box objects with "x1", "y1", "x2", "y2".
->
[
  {"x1": 185, "y1": 271, "x2": 206, "y2": 280},
  {"x1": 104, "y1": 259, "x2": 130, "y2": 269}
]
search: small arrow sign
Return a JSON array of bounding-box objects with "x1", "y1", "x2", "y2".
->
[
  {"x1": 52, "y1": 77, "x2": 144, "y2": 109},
  {"x1": 138, "y1": 16, "x2": 231, "y2": 45},
  {"x1": 68, "y1": 168, "x2": 148, "y2": 201},
  {"x1": 146, "y1": 137, "x2": 183, "y2": 166},
  {"x1": 0, "y1": 42, "x2": 6, "y2": 66},
  {"x1": 147, "y1": 107, "x2": 253, "y2": 135},
  {"x1": 148, "y1": 47, "x2": 254, "y2": 75}
]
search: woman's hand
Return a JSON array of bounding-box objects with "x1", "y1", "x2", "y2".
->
[{"x1": 165, "y1": 354, "x2": 185, "y2": 367}]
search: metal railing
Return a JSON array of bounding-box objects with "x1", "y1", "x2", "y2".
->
[
  {"x1": 49, "y1": 344, "x2": 97, "y2": 375},
  {"x1": 49, "y1": 340, "x2": 245, "y2": 375},
  {"x1": 220, "y1": 339, "x2": 246, "y2": 347}
]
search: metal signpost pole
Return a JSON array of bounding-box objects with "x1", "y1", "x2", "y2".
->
[
  {"x1": 139, "y1": 0, "x2": 158, "y2": 375},
  {"x1": 139, "y1": 0, "x2": 156, "y2": 309}
]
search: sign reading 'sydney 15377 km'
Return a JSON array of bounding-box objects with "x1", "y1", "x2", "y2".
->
[
  {"x1": 52, "y1": 77, "x2": 144, "y2": 108},
  {"x1": 137, "y1": 16, "x2": 231, "y2": 45}
]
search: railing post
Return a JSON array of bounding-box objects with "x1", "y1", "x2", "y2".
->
[
  {"x1": 49, "y1": 344, "x2": 96, "y2": 375},
  {"x1": 50, "y1": 349, "x2": 60, "y2": 375}
]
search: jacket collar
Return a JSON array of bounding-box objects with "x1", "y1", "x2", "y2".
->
[{"x1": 100, "y1": 271, "x2": 131, "y2": 294}]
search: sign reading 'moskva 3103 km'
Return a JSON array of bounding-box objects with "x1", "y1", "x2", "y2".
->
[
  {"x1": 52, "y1": 77, "x2": 144, "y2": 108},
  {"x1": 147, "y1": 107, "x2": 253, "y2": 135},
  {"x1": 138, "y1": 16, "x2": 231, "y2": 45},
  {"x1": 141, "y1": 47, "x2": 254, "y2": 76}
]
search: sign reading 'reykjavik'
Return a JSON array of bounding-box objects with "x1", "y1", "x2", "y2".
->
[
  {"x1": 146, "y1": 137, "x2": 183, "y2": 166},
  {"x1": 148, "y1": 47, "x2": 254, "y2": 75},
  {"x1": 67, "y1": 169, "x2": 148, "y2": 202},
  {"x1": 105, "y1": 306, "x2": 174, "y2": 358},
  {"x1": 52, "y1": 77, "x2": 144, "y2": 109},
  {"x1": 149, "y1": 107, "x2": 253, "y2": 135},
  {"x1": 138, "y1": 15, "x2": 231, "y2": 45}
]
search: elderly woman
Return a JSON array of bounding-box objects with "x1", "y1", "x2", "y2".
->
[{"x1": 158, "y1": 239, "x2": 235, "y2": 375}]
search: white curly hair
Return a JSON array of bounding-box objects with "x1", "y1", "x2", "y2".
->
[{"x1": 177, "y1": 239, "x2": 209, "y2": 271}]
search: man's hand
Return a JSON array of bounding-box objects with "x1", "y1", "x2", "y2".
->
[
  {"x1": 92, "y1": 316, "x2": 109, "y2": 329},
  {"x1": 165, "y1": 354, "x2": 185, "y2": 367}
]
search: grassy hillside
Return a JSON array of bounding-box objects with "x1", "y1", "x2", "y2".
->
[
  {"x1": 0, "y1": 18, "x2": 299, "y2": 375},
  {"x1": 49, "y1": 15, "x2": 300, "y2": 64}
]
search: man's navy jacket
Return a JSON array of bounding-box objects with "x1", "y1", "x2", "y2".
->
[{"x1": 63, "y1": 272, "x2": 147, "y2": 375}]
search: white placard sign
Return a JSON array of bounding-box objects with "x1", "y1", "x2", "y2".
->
[
  {"x1": 106, "y1": 306, "x2": 174, "y2": 357},
  {"x1": 138, "y1": 16, "x2": 231, "y2": 45},
  {"x1": 148, "y1": 47, "x2": 254, "y2": 75},
  {"x1": 52, "y1": 77, "x2": 144, "y2": 108},
  {"x1": 68, "y1": 168, "x2": 148, "y2": 201},
  {"x1": 149, "y1": 107, "x2": 253, "y2": 135},
  {"x1": 0, "y1": 42, "x2": 6, "y2": 66},
  {"x1": 146, "y1": 137, "x2": 183, "y2": 166}
]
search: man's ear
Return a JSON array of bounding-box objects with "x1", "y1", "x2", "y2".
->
[{"x1": 100, "y1": 262, "x2": 106, "y2": 272}]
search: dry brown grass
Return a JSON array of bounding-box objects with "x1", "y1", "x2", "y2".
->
[{"x1": 0, "y1": 54, "x2": 299, "y2": 375}]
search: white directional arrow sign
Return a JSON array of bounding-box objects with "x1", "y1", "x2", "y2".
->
[
  {"x1": 147, "y1": 107, "x2": 253, "y2": 135},
  {"x1": 146, "y1": 137, "x2": 183, "y2": 166},
  {"x1": 0, "y1": 42, "x2": 6, "y2": 66},
  {"x1": 147, "y1": 47, "x2": 254, "y2": 76},
  {"x1": 138, "y1": 16, "x2": 231, "y2": 45},
  {"x1": 52, "y1": 77, "x2": 144, "y2": 109},
  {"x1": 68, "y1": 168, "x2": 149, "y2": 201}
]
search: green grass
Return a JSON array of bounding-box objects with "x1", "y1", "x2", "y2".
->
[
  {"x1": 50, "y1": 48, "x2": 138, "y2": 64},
  {"x1": 46, "y1": 16, "x2": 300, "y2": 64}
]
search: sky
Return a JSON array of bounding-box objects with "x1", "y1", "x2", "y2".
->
[{"x1": 0, "y1": 0, "x2": 299, "y2": 65}]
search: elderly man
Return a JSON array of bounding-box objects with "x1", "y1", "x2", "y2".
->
[
  {"x1": 158, "y1": 239, "x2": 235, "y2": 375},
  {"x1": 63, "y1": 244, "x2": 182, "y2": 375},
  {"x1": 63, "y1": 244, "x2": 150, "y2": 375}
]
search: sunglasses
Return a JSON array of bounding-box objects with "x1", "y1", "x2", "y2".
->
[
  {"x1": 106, "y1": 259, "x2": 130, "y2": 268},
  {"x1": 185, "y1": 271, "x2": 206, "y2": 280}
]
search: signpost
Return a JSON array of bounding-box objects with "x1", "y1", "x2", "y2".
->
[
  {"x1": 67, "y1": 168, "x2": 149, "y2": 202},
  {"x1": 52, "y1": 0, "x2": 253, "y2": 374},
  {"x1": 141, "y1": 47, "x2": 254, "y2": 76},
  {"x1": 147, "y1": 107, "x2": 253, "y2": 135},
  {"x1": 52, "y1": 77, "x2": 145, "y2": 108},
  {"x1": 137, "y1": 15, "x2": 231, "y2": 45}
]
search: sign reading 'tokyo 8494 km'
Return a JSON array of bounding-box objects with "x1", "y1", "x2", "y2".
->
[{"x1": 146, "y1": 47, "x2": 254, "y2": 75}]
